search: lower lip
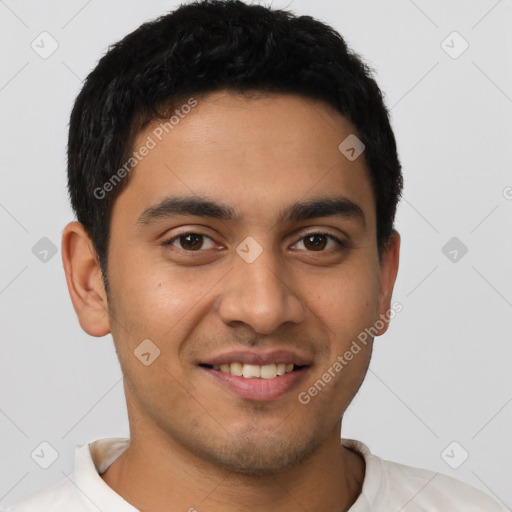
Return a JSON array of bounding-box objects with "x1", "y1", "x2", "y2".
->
[{"x1": 200, "y1": 366, "x2": 310, "y2": 401}]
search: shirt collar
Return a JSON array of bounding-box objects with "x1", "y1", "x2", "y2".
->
[{"x1": 74, "y1": 437, "x2": 137, "y2": 511}]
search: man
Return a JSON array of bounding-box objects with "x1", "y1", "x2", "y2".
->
[{"x1": 3, "y1": 1, "x2": 504, "y2": 510}]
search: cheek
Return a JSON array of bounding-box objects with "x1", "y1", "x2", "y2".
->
[
  {"x1": 109, "y1": 253, "x2": 224, "y2": 337},
  {"x1": 306, "y1": 261, "x2": 381, "y2": 340}
]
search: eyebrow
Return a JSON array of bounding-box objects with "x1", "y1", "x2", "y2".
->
[
  {"x1": 136, "y1": 195, "x2": 365, "y2": 226},
  {"x1": 279, "y1": 197, "x2": 365, "y2": 226},
  {"x1": 137, "y1": 196, "x2": 236, "y2": 224}
]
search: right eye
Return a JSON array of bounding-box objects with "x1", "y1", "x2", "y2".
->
[{"x1": 163, "y1": 233, "x2": 217, "y2": 251}]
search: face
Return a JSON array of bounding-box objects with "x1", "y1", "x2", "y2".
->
[{"x1": 87, "y1": 91, "x2": 399, "y2": 475}]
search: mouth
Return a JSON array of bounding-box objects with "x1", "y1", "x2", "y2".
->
[
  {"x1": 199, "y1": 362, "x2": 307, "y2": 379},
  {"x1": 198, "y1": 349, "x2": 313, "y2": 401}
]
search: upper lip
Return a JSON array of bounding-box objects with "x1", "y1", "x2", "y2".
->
[{"x1": 199, "y1": 348, "x2": 313, "y2": 367}]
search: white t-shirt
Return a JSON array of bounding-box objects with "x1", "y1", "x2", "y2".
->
[{"x1": 1, "y1": 437, "x2": 505, "y2": 511}]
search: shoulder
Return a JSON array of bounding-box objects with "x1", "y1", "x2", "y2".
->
[
  {"x1": 343, "y1": 439, "x2": 505, "y2": 511},
  {"x1": 382, "y1": 459, "x2": 504, "y2": 511},
  {"x1": 2, "y1": 476, "x2": 86, "y2": 512},
  {"x1": 2, "y1": 437, "x2": 132, "y2": 512}
]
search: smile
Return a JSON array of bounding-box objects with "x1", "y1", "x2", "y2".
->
[
  {"x1": 198, "y1": 348, "x2": 313, "y2": 400},
  {"x1": 201, "y1": 362, "x2": 298, "y2": 379}
]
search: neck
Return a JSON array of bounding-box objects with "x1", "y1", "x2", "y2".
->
[{"x1": 100, "y1": 423, "x2": 365, "y2": 512}]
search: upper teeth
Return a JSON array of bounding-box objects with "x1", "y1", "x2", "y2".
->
[{"x1": 213, "y1": 363, "x2": 295, "y2": 379}]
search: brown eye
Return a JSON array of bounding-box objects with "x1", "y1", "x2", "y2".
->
[
  {"x1": 303, "y1": 234, "x2": 328, "y2": 251},
  {"x1": 291, "y1": 232, "x2": 346, "y2": 253},
  {"x1": 165, "y1": 233, "x2": 216, "y2": 251},
  {"x1": 179, "y1": 233, "x2": 203, "y2": 250}
]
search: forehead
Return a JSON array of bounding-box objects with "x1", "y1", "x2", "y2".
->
[{"x1": 111, "y1": 91, "x2": 375, "y2": 229}]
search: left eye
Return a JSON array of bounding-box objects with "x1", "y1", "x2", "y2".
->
[
  {"x1": 165, "y1": 233, "x2": 216, "y2": 251},
  {"x1": 292, "y1": 233, "x2": 343, "y2": 252}
]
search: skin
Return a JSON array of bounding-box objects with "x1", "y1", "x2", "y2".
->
[{"x1": 62, "y1": 90, "x2": 400, "y2": 512}]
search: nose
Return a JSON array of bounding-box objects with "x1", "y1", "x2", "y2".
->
[{"x1": 216, "y1": 249, "x2": 305, "y2": 335}]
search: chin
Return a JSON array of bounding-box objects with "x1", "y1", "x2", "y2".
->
[{"x1": 191, "y1": 427, "x2": 324, "y2": 476}]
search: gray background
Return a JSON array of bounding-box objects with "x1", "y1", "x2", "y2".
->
[{"x1": 1, "y1": 0, "x2": 511, "y2": 508}]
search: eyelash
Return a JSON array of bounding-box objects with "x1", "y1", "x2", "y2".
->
[{"x1": 162, "y1": 231, "x2": 349, "y2": 253}]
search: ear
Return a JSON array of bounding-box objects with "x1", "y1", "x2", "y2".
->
[
  {"x1": 61, "y1": 221, "x2": 111, "y2": 337},
  {"x1": 375, "y1": 230, "x2": 400, "y2": 336}
]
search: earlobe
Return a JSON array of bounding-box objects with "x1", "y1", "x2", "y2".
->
[
  {"x1": 61, "y1": 221, "x2": 111, "y2": 337},
  {"x1": 375, "y1": 230, "x2": 400, "y2": 336}
]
